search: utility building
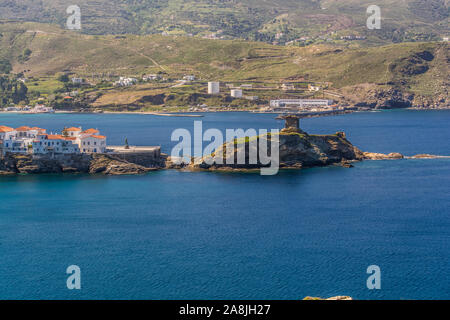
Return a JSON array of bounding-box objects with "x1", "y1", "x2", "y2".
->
[{"x1": 208, "y1": 82, "x2": 220, "y2": 95}]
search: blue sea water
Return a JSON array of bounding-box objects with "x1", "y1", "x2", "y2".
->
[{"x1": 0, "y1": 110, "x2": 449, "y2": 300}]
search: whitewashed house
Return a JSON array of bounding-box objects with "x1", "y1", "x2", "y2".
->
[
  {"x1": 64, "y1": 127, "x2": 82, "y2": 137},
  {"x1": 71, "y1": 77, "x2": 84, "y2": 85},
  {"x1": 77, "y1": 128, "x2": 107, "y2": 153},
  {"x1": 0, "y1": 126, "x2": 17, "y2": 141},
  {"x1": 114, "y1": 77, "x2": 138, "y2": 87},
  {"x1": 32, "y1": 134, "x2": 80, "y2": 154},
  {"x1": 183, "y1": 75, "x2": 196, "y2": 81},
  {"x1": 143, "y1": 74, "x2": 161, "y2": 81}
]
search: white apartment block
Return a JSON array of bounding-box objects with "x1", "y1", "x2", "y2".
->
[{"x1": 270, "y1": 99, "x2": 333, "y2": 108}]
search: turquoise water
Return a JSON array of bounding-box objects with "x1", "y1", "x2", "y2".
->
[{"x1": 0, "y1": 110, "x2": 449, "y2": 299}]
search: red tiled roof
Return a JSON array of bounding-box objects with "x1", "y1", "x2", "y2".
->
[
  {"x1": 0, "y1": 126, "x2": 14, "y2": 133},
  {"x1": 65, "y1": 127, "x2": 82, "y2": 131},
  {"x1": 15, "y1": 126, "x2": 31, "y2": 131},
  {"x1": 91, "y1": 135, "x2": 106, "y2": 139},
  {"x1": 30, "y1": 127, "x2": 46, "y2": 133},
  {"x1": 47, "y1": 134, "x2": 64, "y2": 140},
  {"x1": 82, "y1": 128, "x2": 99, "y2": 134}
]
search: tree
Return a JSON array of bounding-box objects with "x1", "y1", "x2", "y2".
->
[{"x1": 58, "y1": 74, "x2": 70, "y2": 83}]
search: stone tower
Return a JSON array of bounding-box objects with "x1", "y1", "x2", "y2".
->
[{"x1": 281, "y1": 115, "x2": 304, "y2": 134}]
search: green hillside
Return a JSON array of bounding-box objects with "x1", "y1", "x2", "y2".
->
[
  {"x1": 0, "y1": 0, "x2": 448, "y2": 44},
  {"x1": 0, "y1": 22, "x2": 447, "y2": 110}
]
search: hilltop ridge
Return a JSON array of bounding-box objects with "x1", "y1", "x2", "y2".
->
[{"x1": 0, "y1": 0, "x2": 447, "y2": 45}]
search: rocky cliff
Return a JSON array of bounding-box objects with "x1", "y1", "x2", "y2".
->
[
  {"x1": 339, "y1": 45, "x2": 449, "y2": 110},
  {"x1": 0, "y1": 153, "x2": 159, "y2": 175}
]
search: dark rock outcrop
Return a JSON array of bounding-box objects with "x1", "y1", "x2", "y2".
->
[
  {"x1": 190, "y1": 131, "x2": 365, "y2": 171},
  {"x1": 0, "y1": 153, "x2": 159, "y2": 175}
]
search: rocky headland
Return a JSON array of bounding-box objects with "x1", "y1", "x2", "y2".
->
[
  {"x1": 187, "y1": 125, "x2": 446, "y2": 172},
  {"x1": 190, "y1": 130, "x2": 365, "y2": 172}
]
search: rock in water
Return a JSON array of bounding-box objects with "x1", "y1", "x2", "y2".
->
[
  {"x1": 303, "y1": 296, "x2": 353, "y2": 300},
  {"x1": 363, "y1": 152, "x2": 405, "y2": 160},
  {"x1": 191, "y1": 131, "x2": 365, "y2": 171}
]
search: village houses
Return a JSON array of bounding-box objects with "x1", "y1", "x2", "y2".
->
[{"x1": 0, "y1": 125, "x2": 107, "y2": 155}]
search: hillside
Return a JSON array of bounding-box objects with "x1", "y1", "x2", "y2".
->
[
  {"x1": 0, "y1": 0, "x2": 448, "y2": 44},
  {"x1": 0, "y1": 22, "x2": 448, "y2": 110}
]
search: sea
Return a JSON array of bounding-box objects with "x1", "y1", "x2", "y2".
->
[{"x1": 0, "y1": 109, "x2": 449, "y2": 299}]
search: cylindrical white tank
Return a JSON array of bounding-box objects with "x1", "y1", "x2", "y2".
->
[
  {"x1": 208, "y1": 82, "x2": 220, "y2": 94},
  {"x1": 230, "y1": 89, "x2": 243, "y2": 98}
]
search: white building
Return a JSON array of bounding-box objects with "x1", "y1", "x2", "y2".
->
[
  {"x1": 31, "y1": 134, "x2": 80, "y2": 154},
  {"x1": 0, "y1": 126, "x2": 107, "y2": 155},
  {"x1": 114, "y1": 77, "x2": 138, "y2": 87},
  {"x1": 0, "y1": 126, "x2": 16, "y2": 142},
  {"x1": 4, "y1": 107, "x2": 20, "y2": 112},
  {"x1": 64, "y1": 127, "x2": 82, "y2": 137},
  {"x1": 143, "y1": 74, "x2": 161, "y2": 81},
  {"x1": 71, "y1": 77, "x2": 84, "y2": 85},
  {"x1": 183, "y1": 75, "x2": 196, "y2": 81},
  {"x1": 281, "y1": 83, "x2": 295, "y2": 91},
  {"x1": 270, "y1": 99, "x2": 333, "y2": 108},
  {"x1": 29, "y1": 104, "x2": 55, "y2": 113},
  {"x1": 230, "y1": 89, "x2": 243, "y2": 98},
  {"x1": 77, "y1": 128, "x2": 107, "y2": 153},
  {"x1": 208, "y1": 82, "x2": 220, "y2": 95},
  {"x1": 308, "y1": 84, "x2": 321, "y2": 92}
]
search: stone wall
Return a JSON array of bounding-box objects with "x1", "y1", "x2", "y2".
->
[
  {"x1": 110, "y1": 150, "x2": 163, "y2": 168},
  {"x1": 106, "y1": 146, "x2": 163, "y2": 167}
]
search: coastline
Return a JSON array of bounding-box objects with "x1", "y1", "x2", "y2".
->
[{"x1": 1, "y1": 106, "x2": 448, "y2": 119}]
